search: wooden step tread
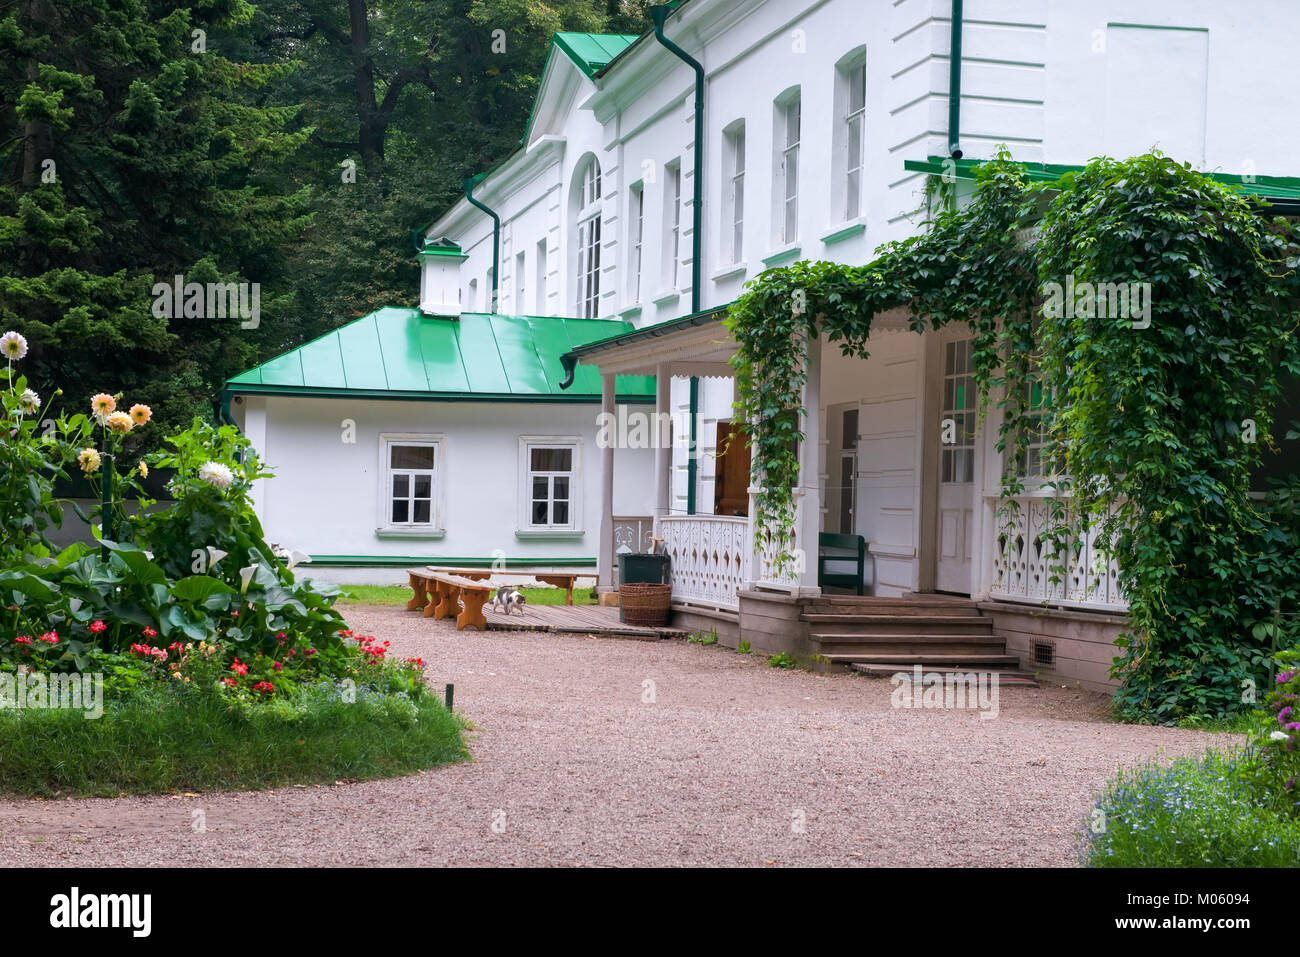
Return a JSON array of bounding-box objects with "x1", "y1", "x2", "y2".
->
[
  {"x1": 820, "y1": 653, "x2": 1022, "y2": 665},
  {"x1": 809, "y1": 632, "x2": 1002, "y2": 643},
  {"x1": 801, "y1": 614, "x2": 991, "y2": 624},
  {"x1": 848, "y1": 663, "x2": 1039, "y2": 686}
]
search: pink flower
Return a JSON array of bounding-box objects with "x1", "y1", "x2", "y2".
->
[
  {"x1": 89, "y1": 620, "x2": 107, "y2": 633},
  {"x1": 273, "y1": 661, "x2": 283, "y2": 671}
]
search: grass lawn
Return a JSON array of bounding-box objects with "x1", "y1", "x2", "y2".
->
[
  {"x1": 0, "y1": 685, "x2": 468, "y2": 797},
  {"x1": 337, "y1": 582, "x2": 597, "y2": 607}
]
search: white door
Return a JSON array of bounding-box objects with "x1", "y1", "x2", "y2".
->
[{"x1": 935, "y1": 337, "x2": 976, "y2": 593}]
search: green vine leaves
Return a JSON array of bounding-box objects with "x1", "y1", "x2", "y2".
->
[{"x1": 727, "y1": 149, "x2": 1300, "y2": 718}]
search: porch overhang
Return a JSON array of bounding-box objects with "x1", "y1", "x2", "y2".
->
[{"x1": 559, "y1": 305, "x2": 737, "y2": 383}]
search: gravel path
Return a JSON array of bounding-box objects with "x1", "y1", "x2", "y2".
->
[{"x1": 0, "y1": 605, "x2": 1232, "y2": 867}]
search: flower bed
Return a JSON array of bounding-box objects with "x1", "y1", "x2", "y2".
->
[{"x1": 0, "y1": 333, "x2": 466, "y2": 795}]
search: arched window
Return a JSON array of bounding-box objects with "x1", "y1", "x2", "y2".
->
[{"x1": 572, "y1": 156, "x2": 603, "y2": 318}]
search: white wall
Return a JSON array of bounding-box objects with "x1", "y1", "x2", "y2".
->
[{"x1": 232, "y1": 395, "x2": 655, "y2": 563}]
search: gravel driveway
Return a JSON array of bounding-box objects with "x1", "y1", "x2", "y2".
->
[{"x1": 0, "y1": 605, "x2": 1231, "y2": 867}]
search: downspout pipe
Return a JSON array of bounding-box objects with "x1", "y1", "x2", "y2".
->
[
  {"x1": 651, "y1": 4, "x2": 703, "y2": 314},
  {"x1": 651, "y1": 4, "x2": 705, "y2": 514},
  {"x1": 464, "y1": 175, "x2": 501, "y2": 313},
  {"x1": 948, "y1": 0, "x2": 963, "y2": 158}
]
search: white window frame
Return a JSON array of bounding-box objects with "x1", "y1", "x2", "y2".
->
[
  {"x1": 722, "y1": 121, "x2": 746, "y2": 265},
  {"x1": 575, "y1": 158, "x2": 603, "y2": 319},
  {"x1": 535, "y1": 238, "x2": 548, "y2": 314},
  {"x1": 629, "y1": 183, "x2": 645, "y2": 304},
  {"x1": 773, "y1": 91, "x2": 801, "y2": 245},
  {"x1": 517, "y1": 436, "x2": 583, "y2": 537},
  {"x1": 662, "y1": 160, "x2": 682, "y2": 289},
  {"x1": 837, "y1": 55, "x2": 866, "y2": 223},
  {"x1": 514, "y1": 249, "x2": 526, "y2": 313},
  {"x1": 376, "y1": 433, "x2": 447, "y2": 536}
]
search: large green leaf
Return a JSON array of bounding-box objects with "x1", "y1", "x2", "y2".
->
[
  {"x1": 0, "y1": 570, "x2": 59, "y2": 602},
  {"x1": 171, "y1": 575, "x2": 236, "y2": 604}
]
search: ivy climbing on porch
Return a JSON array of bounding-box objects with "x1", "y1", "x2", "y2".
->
[{"x1": 726, "y1": 150, "x2": 1300, "y2": 721}]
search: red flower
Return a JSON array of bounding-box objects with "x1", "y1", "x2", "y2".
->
[
  {"x1": 230, "y1": 658, "x2": 248, "y2": 677},
  {"x1": 231, "y1": 610, "x2": 239, "y2": 618},
  {"x1": 306, "y1": 648, "x2": 317, "y2": 657},
  {"x1": 89, "y1": 620, "x2": 107, "y2": 633},
  {"x1": 221, "y1": 678, "x2": 237, "y2": 687},
  {"x1": 14, "y1": 636, "x2": 32, "y2": 645},
  {"x1": 273, "y1": 661, "x2": 283, "y2": 672},
  {"x1": 142, "y1": 626, "x2": 158, "y2": 638},
  {"x1": 253, "y1": 681, "x2": 274, "y2": 694},
  {"x1": 167, "y1": 642, "x2": 183, "y2": 652},
  {"x1": 38, "y1": 631, "x2": 58, "y2": 644}
]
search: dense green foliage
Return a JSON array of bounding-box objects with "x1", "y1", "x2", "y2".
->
[
  {"x1": 1, "y1": 0, "x2": 653, "y2": 443},
  {"x1": 727, "y1": 152, "x2": 1300, "y2": 721}
]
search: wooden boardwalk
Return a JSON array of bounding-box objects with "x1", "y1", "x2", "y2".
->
[{"x1": 482, "y1": 602, "x2": 686, "y2": 640}]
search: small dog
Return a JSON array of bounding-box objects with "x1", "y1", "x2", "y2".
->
[{"x1": 490, "y1": 586, "x2": 527, "y2": 616}]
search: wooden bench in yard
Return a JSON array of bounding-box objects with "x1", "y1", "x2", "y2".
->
[
  {"x1": 423, "y1": 567, "x2": 583, "y2": 606},
  {"x1": 406, "y1": 569, "x2": 493, "y2": 630}
]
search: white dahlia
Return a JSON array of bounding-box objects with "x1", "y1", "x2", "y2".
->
[{"x1": 198, "y1": 461, "x2": 234, "y2": 490}]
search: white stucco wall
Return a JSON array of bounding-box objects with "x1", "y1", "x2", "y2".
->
[{"x1": 231, "y1": 395, "x2": 655, "y2": 565}]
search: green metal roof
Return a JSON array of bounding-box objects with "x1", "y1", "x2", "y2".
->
[
  {"x1": 903, "y1": 156, "x2": 1300, "y2": 206},
  {"x1": 552, "y1": 33, "x2": 639, "y2": 78},
  {"x1": 227, "y1": 308, "x2": 654, "y2": 402}
]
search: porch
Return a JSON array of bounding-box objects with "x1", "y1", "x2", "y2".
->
[{"x1": 564, "y1": 308, "x2": 1131, "y2": 688}]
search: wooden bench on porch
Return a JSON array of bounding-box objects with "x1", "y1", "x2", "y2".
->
[
  {"x1": 405, "y1": 570, "x2": 493, "y2": 631},
  {"x1": 818, "y1": 532, "x2": 867, "y2": 595}
]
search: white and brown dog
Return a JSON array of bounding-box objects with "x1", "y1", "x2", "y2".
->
[{"x1": 490, "y1": 586, "x2": 527, "y2": 616}]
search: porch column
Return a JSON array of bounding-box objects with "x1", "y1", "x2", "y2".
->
[
  {"x1": 797, "y1": 331, "x2": 822, "y2": 595},
  {"x1": 653, "y1": 364, "x2": 671, "y2": 523},
  {"x1": 597, "y1": 373, "x2": 617, "y2": 601}
]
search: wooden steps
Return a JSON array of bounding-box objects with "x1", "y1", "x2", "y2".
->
[{"x1": 802, "y1": 593, "x2": 1038, "y2": 687}]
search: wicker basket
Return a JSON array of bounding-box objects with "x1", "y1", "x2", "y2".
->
[{"x1": 619, "y1": 582, "x2": 673, "y2": 627}]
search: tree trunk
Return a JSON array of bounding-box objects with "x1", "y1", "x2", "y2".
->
[{"x1": 348, "y1": 0, "x2": 384, "y2": 179}]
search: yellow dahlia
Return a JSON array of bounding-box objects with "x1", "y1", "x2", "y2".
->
[
  {"x1": 106, "y1": 411, "x2": 133, "y2": 434},
  {"x1": 129, "y1": 403, "x2": 151, "y2": 426},
  {"x1": 78, "y1": 449, "x2": 101, "y2": 474}
]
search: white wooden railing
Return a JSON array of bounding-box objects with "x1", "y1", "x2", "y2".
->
[
  {"x1": 748, "y1": 488, "x2": 805, "y2": 593},
  {"x1": 659, "y1": 514, "x2": 750, "y2": 611},
  {"x1": 988, "y1": 495, "x2": 1127, "y2": 612}
]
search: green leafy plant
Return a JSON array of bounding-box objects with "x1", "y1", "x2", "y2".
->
[
  {"x1": 688, "y1": 628, "x2": 718, "y2": 646},
  {"x1": 767, "y1": 651, "x2": 796, "y2": 670},
  {"x1": 737, "y1": 638, "x2": 752, "y2": 655}
]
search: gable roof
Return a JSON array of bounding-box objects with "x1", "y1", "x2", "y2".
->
[
  {"x1": 226, "y1": 308, "x2": 654, "y2": 402},
  {"x1": 553, "y1": 32, "x2": 639, "y2": 78}
]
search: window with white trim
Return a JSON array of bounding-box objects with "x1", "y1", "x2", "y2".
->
[
  {"x1": 575, "y1": 157, "x2": 602, "y2": 318},
  {"x1": 836, "y1": 54, "x2": 866, "y2": 222},
  {"x1": 523, "y1": 441, "x2": 578, "y2": 530},
  {"x1": 774, "y1": 91, "x2": 801, "y2": 244},
  {"x1": 383, "y1": 439, "x2": 440, "y2": 528},
  {"x1": 722, "y1": 121, "x2": 745, "y2": 264},
  {"x1": 514, "y1": 250, "x2": 526, "y2": 312},
  {"x1": 662, "y1": 159, "x2": 681, "y2": 288},
  {"x1": 629, "y1": 183, "x2": 644, "y2": 303},
  {"x1": 535, "y1": 238, "x2": 548, "y2": 314}
]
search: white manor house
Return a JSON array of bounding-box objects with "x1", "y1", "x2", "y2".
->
[{"x1": 227, "y1": 0, "x2": 1300, "y2": 689}]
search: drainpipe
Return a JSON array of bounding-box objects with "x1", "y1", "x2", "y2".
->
[
  {"x1": 652, "y1": 4, "x2": 705, "y2": 514},
  {"x1": 464, "y1": 175, "x2": 500, "y2": 313},
  {"x1": 948, "y1": 0, "x2": 963, "y2": 158}
]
